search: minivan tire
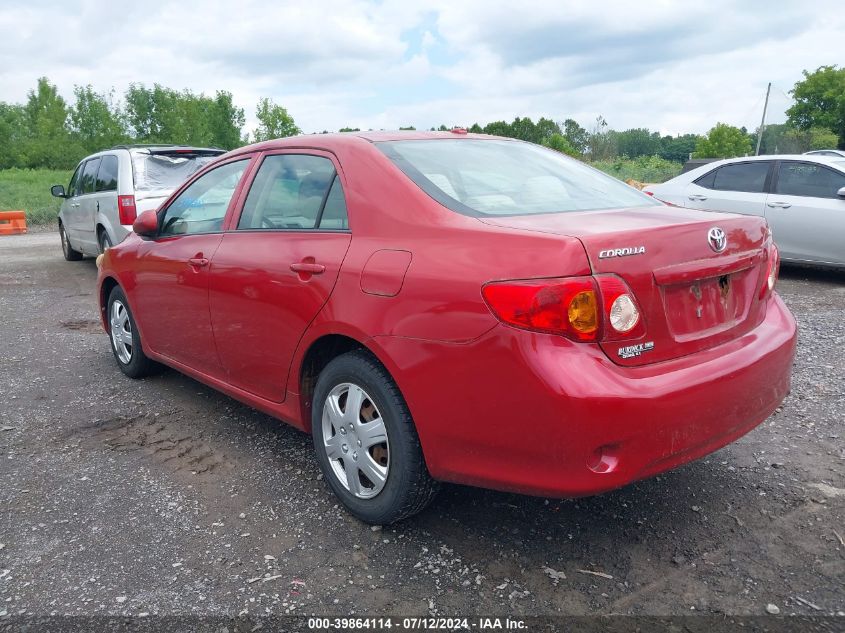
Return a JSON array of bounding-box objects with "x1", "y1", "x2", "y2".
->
[{"x1": 60, "y1": 222, "x2": 83, "y2": 261}]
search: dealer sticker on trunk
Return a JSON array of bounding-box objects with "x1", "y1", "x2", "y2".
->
[{"x1": 617, "y1": 341, "x2": 655, "y2": 359}]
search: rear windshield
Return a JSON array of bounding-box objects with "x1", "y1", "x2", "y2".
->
[
  {"x1": 377, "y1": 139, "x2": 658, "y2": 216},
  {"x1": 131, "y1": 152, "x2": 219, "y2": 196}
]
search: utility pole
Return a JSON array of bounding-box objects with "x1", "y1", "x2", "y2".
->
[{"x1": 755, "y1": 82, "x2": 771, "y2": 156}]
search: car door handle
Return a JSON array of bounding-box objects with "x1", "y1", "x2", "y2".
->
[
  {"x1": 767, "y1": 202, "x2": 791, "y2": 209},
  {"x1": 70, "y1": 202, "x2": 80, "y2": 208},
  {"x1": 688, "y1": 194, "x2": 708, "y2": 201},
  {"x1": 290, "y1": 262, "x2": 326, "y2": 274},
  {"x1": 188, "y1": 257, "x2": 209, "y2": 267}
]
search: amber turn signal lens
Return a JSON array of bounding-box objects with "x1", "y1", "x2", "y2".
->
[{"x1": 567, "y1": 290, "x2": 598, "y2": 334}]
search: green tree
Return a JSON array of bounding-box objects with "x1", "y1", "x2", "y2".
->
[
  {"x1": 614, "y1": 128, "x2": 662, "y2": 158},
  {"x1": 252, "y1": 98, "x2": 300, "y2": 142},
  {"x1": 68, "y1": 85, "x2": 127, "y2": 154},
  {"x1": 468, "y1": 123, "x2": 483, "y2": 133},
  {"x1": 787, "y1": 65, "x2": 845, "y2": 148},
  {"x1": 21, "y1": 77, "x2": 76, "y2": 168},
  {"x1": 587, "y1": 115, "x2": 617, "y2": 160},
  {"x1": 0, "y1": 103, "x2": 28, "y2": 169},
  {"x1": 542, "y1": 133, "x2": 580, "y2": 158},
  {"x1": 659, "y1": 133, "x2": 699, "y2": 162},
  {"x1": 535, "y1": 117, "x2": 562, "y2": 143},
  {"x1": 563, "y1": 119, "x2": 589, "y2": 154},
  {"x1": 398, "y1": 125, "x2": 416, "y2": 130},
  {"x1": 693, "y1": 123, "x2": 752, "y2": 159},
  {"x1": 339, "y1": 127, "x2": 360, "y2": 132},
  {"x1": 208, "y1": 91, "x2": 245, "y2": 149}
]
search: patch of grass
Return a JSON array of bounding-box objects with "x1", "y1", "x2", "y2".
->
[
  {"x1": 0, "y1": 168, "x2": 72, "y2": 226},
  {"x1": 591, "y1": 156, "x2": 682, "y2": 184}
]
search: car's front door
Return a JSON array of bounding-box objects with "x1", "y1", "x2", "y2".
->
[
  {"x1": 208, "y1": 152, "x2": 352, "y2": 402},
  {"x1": 132, "y1": 158, "x2": 253, "y2": 372},
  {"x1": 62, "y1": 162, "x2": 84, "y2": 241},
  {"x1": 686, "y1": 160, "x2": 772, "y2": 217},
  {"x1": 75, "y1": 157, "x2": 102, "y2": 253},
  {"x1": 765, "y1": 160, "x2": 845, "y2": 265}
]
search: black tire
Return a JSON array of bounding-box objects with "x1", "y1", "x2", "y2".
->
[
  {"x1": 107, "y1": 286, "x2": 159, "y2": 379},
  {"x1": 59, "y1": 222, "x2": 83, "y2": 261},
  {"x1": 312, "y1": 350, "x2": 439, "y2": 524},
  {"x1": 98, "y1": 228, "x2": 112, "y2": 253}
]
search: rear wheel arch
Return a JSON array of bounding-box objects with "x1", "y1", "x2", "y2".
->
[{"x1": 298, "y1": 334, "x2": 404, "y2": 434}]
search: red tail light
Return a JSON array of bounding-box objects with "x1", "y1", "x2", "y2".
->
[
  {"x1": 118, "y1": 195, "x2": 137, "y2": 225},
  {"x1": 482, "y1": 275, "x2": 644, "y2": 342},
  {"x1": 760, "y1": 243, "x2": 779, "y2": 299}
]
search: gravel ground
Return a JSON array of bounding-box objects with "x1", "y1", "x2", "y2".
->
[{"x1": 0, "y1": 232, "x2": 843, "y2": 621}]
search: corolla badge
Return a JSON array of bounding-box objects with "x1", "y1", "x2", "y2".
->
[
  {"x1": 598, "y1": 246, "x2": 646, "y2": 259},
  {"x1": 707, "y1": 227, "x2": 727, "y2": 253}
]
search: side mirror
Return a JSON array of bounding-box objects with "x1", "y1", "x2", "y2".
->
[
  {"x1": 838, "y1": 186, "x2": 845, "y2": 199},
  {"x1": 51, "y1": 184, "x2": 66, "y2": 198},
  {"x1": 133, "y1": 209, "x2": 159, "y2": 238}
]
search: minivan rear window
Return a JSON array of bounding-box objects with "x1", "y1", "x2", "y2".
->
[
  {"x1": 377, "y1": 139, "x2": 658, "y2": 217},
  {"x1": 132, "y1": 151, "x2": 220, "y2": 196}
]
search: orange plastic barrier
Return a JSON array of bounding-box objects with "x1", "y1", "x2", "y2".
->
[{"x1": 0, "y1": 211, "x2": 27, "y2": 235}]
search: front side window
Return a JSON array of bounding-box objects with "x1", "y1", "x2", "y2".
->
[
  {"x1": 95, "y1": 155, "x2": 119, "y2": 192},
  {"x1": 159, "y1": 160, "x2": 248, "y2": 236},
  {"x1": 237, "y1": 154, "x2": 343, "y2": 230},
  {"x1": 80, "y1": 158, "x2": 101, "y2": 195},
  {"x1": 67, "y1": 164, "x2": 83, "y2": 197},
  {"x1": 377, "y1": 139, "x2": 657, "y2": 216},
  {"x1": 775, "y1": 162, "x2": 845, "y2": 199},
  {"x1": 709, "y1": 162, "x2": 769, "y2": 193}
]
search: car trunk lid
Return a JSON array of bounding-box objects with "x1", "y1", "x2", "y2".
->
[{"x1": 479, "y1": 206, "x2": 771, "y2": 366}]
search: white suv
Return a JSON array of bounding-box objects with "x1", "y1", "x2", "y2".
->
[{"x1": 52, "y1": 145, "x2": 225, "y2": 260}]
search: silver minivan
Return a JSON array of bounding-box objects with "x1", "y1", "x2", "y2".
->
[{"x1": 51, "y1": 145, "x2": 225, "y2": 260}]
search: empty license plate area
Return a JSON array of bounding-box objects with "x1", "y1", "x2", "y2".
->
[{"x1": 660, "y1": 269, "x2": 754, "y2": 341}]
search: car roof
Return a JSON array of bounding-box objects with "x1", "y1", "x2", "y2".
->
[{"x1": 226, "y1": 130, "x2": 504, "y2": 157}]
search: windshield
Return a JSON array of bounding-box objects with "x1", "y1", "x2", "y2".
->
[
  {"x1": 377, "y1": 139, "x2": 659, "y2": 216},
  {"x1": 132, "y1": 152, "x2": 219, "y2": 196}
]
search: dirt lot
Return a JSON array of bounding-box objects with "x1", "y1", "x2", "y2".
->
[{"x1": 0, "y1": 232, "x2": 843, "y2": 622}]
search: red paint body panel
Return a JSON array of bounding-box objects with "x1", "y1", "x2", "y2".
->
[{"x1": 98, "y1": 132, "x2": 798, "y2": 499}]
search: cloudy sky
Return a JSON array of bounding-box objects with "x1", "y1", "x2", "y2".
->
[{"x1": 1, "y1": 0, "x2": 843, "y2": 136}]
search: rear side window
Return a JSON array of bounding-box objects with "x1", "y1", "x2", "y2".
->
[
  {"x1": 80, "y1": 158, "x2": 101, "y2": 195},
  {"x1": 775, "y1": 162, "x2": 845, "y2": 199},
  {"x1": 704, "y1": 162, "x2": 769, "y2": 193},
  {"x1": 95, "y1": 155, "x2": 119, "y2": 192},
  {"x1": 237, "y1": 154, "x2": 342, "y2": 230},
  {"x1": 319, "y1": 177, "x2": 349, "y2": 229}
]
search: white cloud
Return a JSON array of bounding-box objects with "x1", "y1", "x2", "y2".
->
[{"x1": 0, "y1": 0, "x2": 843, "y2": 136}]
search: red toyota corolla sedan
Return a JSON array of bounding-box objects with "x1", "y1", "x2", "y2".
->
[{"x1": 96, "y1": 131, "x2": 797, "y2": 523}]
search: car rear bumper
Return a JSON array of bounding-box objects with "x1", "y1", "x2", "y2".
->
[{"x1": 373, "y1": 293, "x2": 797, "y2": 497}]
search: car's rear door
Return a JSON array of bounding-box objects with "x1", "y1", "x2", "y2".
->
[
  {"x1": 208, "y1": 151, "x2": 352, "y2": 403},
  {"x1": 685, "y1": 161, "x2": 772, "y2": 217},
  {"x1": 765, "y1": 160, "x2": 845, "y2": 265},
  {"x1": 131, "y1": 157, "x2": 254, "y2": 373}
]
